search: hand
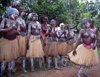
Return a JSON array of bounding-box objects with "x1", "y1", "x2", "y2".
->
[
  {"x1": 12, "y1": 26, "x2": 17, "y2": 30},
  {"x1": 73, "y1": 50, "x2": 77, "y2": 56},
  {"x1": 27, "y1": 43, "x2": 30, "y2": 50},
  {"x1": 92, "y1": 44, "x2": 96, "y2": 50},
  {"x1": 43, "y1": 42, "x2": 46, "y2": 46}
]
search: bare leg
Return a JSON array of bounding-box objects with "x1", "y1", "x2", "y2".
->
[
  {"x1": 68, "y1": 57, "x2": 71, "y2": 66},
  {"x1": 48, "y1": 57, "x2": 51, "y2": 69},
  {"x1": 22, "y1": 57, "x2": 27, "y2": 73},
  {"x1": 83, "y1": 66, "x2": 91, "y2": 77},
  {"x1": 1, "y1": 60, "x2": 6, "y2": 76},
  {"x1": 8, "y1": 61, "x2": 13, "y2": 77},
  {"x1": 54, "y1": 57, "x2": 60, "y2": 70},
  {"x1": 39, "y1": 57, "x2": 42, "y2": 68},
  {"x1": 78, "y1": 65, "x2": 84, "y2": 77},
  {"x1": 61, "y1": 56, "x2": 66, "y2": 67},
  {"x1": 11, "y1": 60, "x2": 16, "y2": 72},
  {"x1": 30, "y1": 58, "x2": 34, "y2": 72},
  {"x1": 18, "y1": 57, "x2": 21, "y2": 63}
]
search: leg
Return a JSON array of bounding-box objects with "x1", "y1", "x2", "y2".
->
[
  {"x1": 83, "y1": 66, "x2": 91, "y2": 77},
  {"x1": 39, "y1": 57, "x2": 43, "y2": 68},
  {"x1": 1, "y1": 60, "x2": 6, "y2": 76},
  {"x1": 22, "y1": 56, "x2": 27, "y2": 73},
  {"x1": 77, "y1": 65, "x2": 84, "y2": 77},
  {"x1": 30, "y1": 58, "x2": 34, "y2": 72},
  {"x1": 61, "y1": 56, "x2": 66, "y2": 67},
  {"x1": 11, "y1": 60, "x2": 16, "y2": 72},
  {"x1": 68, "y1": 57, "x2": 71, "y2": 66},
  {"x1": 44, "y1": 56, "x2": 47, "y2": 63},
  {"x1": 54, "y1": 57, "x2": 60, "y2": 70},
  {"x1": 8, "y1": 61, "x2": 13, "y2": 77},
  {"x1": 18, "y1": 57, "x2": 21, "y2": 63},
  {"x1": 47, "y1": 57, "x2": 51, "y2": 69}
]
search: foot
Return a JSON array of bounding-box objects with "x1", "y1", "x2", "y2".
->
[
  {"x1": 55, "y1": 67, "x2": 60, "y2": 70},
  {"x1": 77, "y1": 74, "x2": 81, "y2": 77},
  {"x1": 23, "y1": 68, "x2": 27, "y2": 73},
  {"x1": 67, "y1": 62, "x2": 71, "y2": 66},
  {"x1": 12, "y1": 69, "x2": 16, "y2": 73},
  {"x1": 61, "y1": 64, "x2": 66, "y2": 67},
  {"x1": 83, "y1": 73, "x2": 89, "y2": 77},
  {"x1": 31, "y1": 68, "x2": 35, "y2": 72}
]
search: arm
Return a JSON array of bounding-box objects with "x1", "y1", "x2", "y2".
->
[
  {"x1": 73, "y1": 30, "x2": 83, "y2": 56},
  {"x1": 0, "y1": 28, "x2": 13, "y2": 33},
  {"x1": 27, "y1": 23, "x2": 31, "y2": 50},
  {"x1": 96, "y1": 29, "x2": 99, "y2": 43}
]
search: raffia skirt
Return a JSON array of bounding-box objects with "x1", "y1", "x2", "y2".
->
[
  {"x1": 57, "y1": 42, "x2": 68, "y2": 56},
  {"x1": 17, "y1": 35, "x2": 27, "y2": 56},
  {"x1": 67, "y1": 42, "x2": 76, "y2": 53},
  {"x1": 26, "y1": 38, "x2": 44, "y2": 58},
  {"x1": 0, "y1": 38, "x2": 20, "y2": 62},
  {"x1": 47, "y1": 42, "x2": 58, "y2": 57},
  {"x1": 68, "y1": 44, "x2": 99, "y2": 67}
]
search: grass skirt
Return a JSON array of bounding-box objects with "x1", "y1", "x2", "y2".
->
[
  {"x1": 47, "y1": 42, "x2": 58, "y2": 57},
  {"x1": 0, "y1": 38, "x2": 20, "y2": 62},
  {"x1": 68, "y1": 44, "x2": 99, "y2": 67},
  {"x1": 67, "y1": 42, "x2": 76, "y2": 53},
  {"x1": 17, "y1": 35, "x2": 27, "y2": 56},
  {"x1": 57, "y1": 42, "x2": 68, "y2": 56},
  {"x1": 26, "y1": 38, "x2": 44, "y2": 58}
]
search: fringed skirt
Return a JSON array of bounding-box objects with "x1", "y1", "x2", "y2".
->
[
  {"x1": 68, "y1": 44, "x2": 99, "y2": 67},
  {"x1": 67, "y1": 42, "x2": 76, "y2": 53},
  {"x1": 0, "y1": 38, "x2": 20, "y2": 62},
  {"x1": 26, "y1": 38, "x2": 44, "y2": 58},
  {"x1": 47, "y1": 42, "x2": 58, "y2": 57},
  {"x1": 57, "y1": 42, "x2": 68, "y2": 56},
  {"x1": 17, "y1": 35, "x2": 27, "y2": 56}
]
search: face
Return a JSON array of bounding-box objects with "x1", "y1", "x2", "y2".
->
[
  {"x1": 33, "y1": 15, "x2": 38, "y2": 21},
  {"x1": 43, "y1": 17, "x2": 48, "y2": 23},
  {"x1": 83, "y1": 22, "x2": 90, "y2": 28},
  {"x1": 60, "y1": 25, "x2": 64, "y2": 30},
  {"x1": 20, "y1": 11, "x2": 26, "y2": 17},
  {"x1": 10, "y1": 14, "x2": 18, "y2": 20},
  {"x1": 51, "y1": 22, "x2": 55, "y2": 27}
]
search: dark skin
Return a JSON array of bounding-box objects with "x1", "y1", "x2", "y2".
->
[
  {"x1": 0, "y1": 14, "x2": 20, "y2": 36},
  {"x1": 90, "y1": 21, "x2": 99, "y2": 43},
  {"x1": 27, "y1": 14, "x2": 46, "y2": 50},
  {"x1": 73, "y1": 22, "x2": 97, "y2": 56},
  {"x1": 41, "y1": 16, "x2": 50, "y2": 33}
]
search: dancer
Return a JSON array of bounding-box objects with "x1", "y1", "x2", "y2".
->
[
  {"x1": 68, "y1": 18, "x2": 99, "y2": 77},
  {"x1": 26, "y1": 13, "x2": 45, "y2": 72},
  {"x1": 16, "y1": 6, "x2": 27, "y2": 73},
  {"x1": 0, "y1": 8, "x2": 20, "y2": 77},
  {"x1": 45, "y1": 19, "x2": 59, "y2": 69}
]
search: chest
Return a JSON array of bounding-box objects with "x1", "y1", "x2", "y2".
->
[
  {"x1": 6, "y1": 20, "x2": 16, "y2": 28},
  {"x1": 83, "y1": 31, "x2": 95, "y2": 38}
]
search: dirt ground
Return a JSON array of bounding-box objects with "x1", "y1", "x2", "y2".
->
[{"x1": 12, "y1": 57, "x2": 100, "y2": 77}]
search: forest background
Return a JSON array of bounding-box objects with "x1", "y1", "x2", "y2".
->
[{"x1": 0, "y1": 0, "x2": 100, "y2": 36}]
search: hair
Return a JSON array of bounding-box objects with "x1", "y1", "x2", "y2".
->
[
  {"x1": 91, "y1": 20, "x2": 94, "y2": 23},
  {"x1": 59, "y1": 23, "x2": 65, "y2": 27},
  {"x1": 82, "y1": 18, "x2": 91, "y2": 24},
  {"x1": 50, "y1": 19, "x2": 55, "y2": 25}
]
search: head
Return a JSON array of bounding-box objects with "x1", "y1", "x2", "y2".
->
[
  {"x1": 66, "y1": 24, "x2": 71, "y2": 29},
  {"x1": 59, "y1": 23, "x2": 65, "y2": 30},
  {"x1": 50, "y1": 19, "x2": 56, "y2": 27},
  {"x1": 17, "y1": 7, "x2": 26, "y2": 17},
  {"x1": 31, "y1": 13, "x2": 38, "y2": 21},
  {"x1": 43, "y1": 16, "x2": 48, "y2": 23},
  {"x1": 55, "y1": 18, "x2": 59, "y2": 27},
  {"x1": 7, "y1": 8, "x2": 19, "y2": 20},
  {"x1": 82, "y1": 18, "x2": 90, "y2": 28},
  {"x1": 90, "y1": 20, "x2": 94, "y2": 27}
]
